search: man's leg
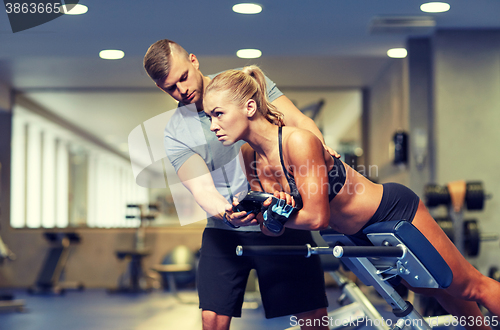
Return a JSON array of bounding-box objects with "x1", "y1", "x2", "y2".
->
[
  {"x1": 202, "y1": 310, "x2": 231, "y2": 330},
  {"x1": 254, "y1": 229, "x2": 329, "y2": 324},
  {"x1": 198, "y1": 229, "x2": 252, "y2": 330}
]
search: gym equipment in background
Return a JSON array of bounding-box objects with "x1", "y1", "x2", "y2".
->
[
  {"x1": 0, "y1": 229, "x2": 25, "y2": 312},
  {"x1": 150, "y1": 245, "x2": 197, "y2": 302},
  {"x1": 393, "y1": 131, "x2": 409, "y2": 166},
  {"x1": 109, "y1": 203, "x2": 158, "y2": 294},
  {"x1": 424, "y1": 181, "x2": 489, "y2": 211},
  {"x1": 239, "y1": 220, "x2": 454, "y2": 330},
  {"x1": 433, "y1": 218, "x2": 497, "y2": 257},
  {"x1": 489, "y1": 266, "x2": 500, "y2": 283},
  {"x1": 424, "y1": 181, "x2": 497, "y2": 256},
  {"x1": 28, "y1": 232, "x2": 84, "y2": 295}
]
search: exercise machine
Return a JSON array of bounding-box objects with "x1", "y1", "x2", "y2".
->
[
  {"x1": 0, "y1": 229, "x2": 25, "y2": 312},
  {"x1": 238, "y1": 220, "x2": 454, "y2": 330},
  {"x1": 234, "y1": 191, "x2": 453, "y2": 330},
  {"x1": 109, "y1": 203, "x2": 158, "y2": 294},
  {"x1": 150, "y1": 245, "x2": 197, "y2": 303},
  {"x1": 28, "y1": 232, "x2": 84, "y2": 295},
  {"x1": 311, "y1": 231, "x2": 390, "y2": 330}
]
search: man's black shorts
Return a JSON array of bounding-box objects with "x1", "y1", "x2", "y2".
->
[{"x1": 197, "y1": 227, "x2": 329, "y2": 319}]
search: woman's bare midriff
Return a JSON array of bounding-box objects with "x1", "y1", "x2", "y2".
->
[{"x1": 326, "y1": 160, "x2": 383, "y2": 235}]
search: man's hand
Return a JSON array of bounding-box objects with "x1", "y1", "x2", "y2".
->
[
  {"x1": 223, "y1": 198, "x2": 259, "y2": 227},
  {"x1": 324, "y1": 145, "x2": 341, "y2": 158}
]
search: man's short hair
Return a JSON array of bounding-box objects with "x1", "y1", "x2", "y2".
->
[{"x1": 143, "y1": 39, "x2": 189, "y2": 83}]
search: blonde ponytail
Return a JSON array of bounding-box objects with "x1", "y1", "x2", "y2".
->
[{"x1": 205, "y1": 66, "x2": 285, "y2": 126}]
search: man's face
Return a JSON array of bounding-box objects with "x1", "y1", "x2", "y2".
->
[{"x1": 156, "y1": 52, "x2": 205, "y2": 107}]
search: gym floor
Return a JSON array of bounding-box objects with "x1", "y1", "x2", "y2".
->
[
  {"x1": 0, "y1": 286, "x2": 374, "y2": 330},
  {"x1": 0, "y1": 286, "x2": 464, "y2": 330}
]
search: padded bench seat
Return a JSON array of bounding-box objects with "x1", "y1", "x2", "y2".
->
[{"x1": 321, "y1": 220, "x2": 453, "y2": 289}]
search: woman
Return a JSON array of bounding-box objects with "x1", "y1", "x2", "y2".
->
[{"x1": 203, "y1": 65, "x2": 500, "y2": 329}]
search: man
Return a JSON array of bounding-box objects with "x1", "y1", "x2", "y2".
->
[{"x1": 144, "y1": 39, "x2": 332, "y2": 330}]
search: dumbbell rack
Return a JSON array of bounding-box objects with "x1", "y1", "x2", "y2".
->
[{"x1": 424, "y1": 181, "x2": 497, "y2": 257}]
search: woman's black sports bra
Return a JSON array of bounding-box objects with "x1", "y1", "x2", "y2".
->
[{"x1": 253, "y1": 126, "x2": 346, "y2": 209}]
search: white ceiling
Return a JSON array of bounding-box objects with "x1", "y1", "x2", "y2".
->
[{"x1": 1, "y1": 0, "x2": 500, "y2": 156}]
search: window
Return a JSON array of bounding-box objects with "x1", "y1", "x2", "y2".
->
[{"x1": 10, "y1": 106, "x2": 148, "y2": 228}]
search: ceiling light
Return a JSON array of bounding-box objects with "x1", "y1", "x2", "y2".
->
[
  {"x1": 232, "y1": 3, "x2": 262, "y2": 14},
  {"x1": 99, "y1": 50, "x2": 125, "y2": 60},
  {"x1": 387, "y1": 48, "x2": 407, "y2": 58},
  {"x1": 60, "y1": 4, "x2": 88, "y2": 15},
  {"x1": 420, "y1": 2, "x2": 450, "y2": 13},
  {"x1": 236, "y1": 49, "x2": 262, "y2": 59}
]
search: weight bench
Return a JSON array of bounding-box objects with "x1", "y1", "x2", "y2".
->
[{"x1": 237, "y1": 220, "x2": 453, "y2": 330}]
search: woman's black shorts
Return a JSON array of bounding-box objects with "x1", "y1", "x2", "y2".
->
[{"x1": 351, "y1": 182, "x2": 421, "y2": 242}]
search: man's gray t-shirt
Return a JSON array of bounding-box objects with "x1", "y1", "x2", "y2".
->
[{"x1": 164, "y1": 70, "x2": 283, "y2": 231}]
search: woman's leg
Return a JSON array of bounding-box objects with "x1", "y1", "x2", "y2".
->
[{"x1": 411, "y1": 201, "x2": 500, "y2": 324}]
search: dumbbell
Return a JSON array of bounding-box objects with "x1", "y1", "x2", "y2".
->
[
  {"x1": 424, "y1": 181, "x2": 488, "y2": 210},
  {"x1": 435, "y1": 218, "x2": 498, "y2": 257},
  {"x1": 233, "y1": 190, "x2": 299, "y2": 234}
]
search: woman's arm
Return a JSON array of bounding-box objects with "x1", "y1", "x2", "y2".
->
[{"x1": 279, "y1": 128, "x2": 332, "y2": 231}]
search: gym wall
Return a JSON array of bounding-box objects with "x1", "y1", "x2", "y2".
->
[
  {"x1": 367, "y1": 29, "x2": 500, "y2": 274},
  {"x1": 433, "y1": 29, "x2": 500, "y2": 273},
  {"x1": 366, "y1": 58, "x2": 410, "y2": 186}
]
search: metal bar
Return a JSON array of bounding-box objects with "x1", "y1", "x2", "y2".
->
[
  {"x1": 236, "y1": 245, "x2": 405, "y2": 259},
  {"x1": 236, "y1": 245, "x2": 311, "y2": 257},
  {"x1": 333, "y1": 245, "x2": 404, "y2": 258}
]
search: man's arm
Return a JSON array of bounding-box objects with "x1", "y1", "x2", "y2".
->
[
  {"x1": 176, "y1": 153, "x2": 257, "y2": 226},
  {"x1": 272, "y1": 95, "x2": 324, "y2": 142},
  {"x1": 272, "y1": 95, "x2": 340, "y2": 157}
]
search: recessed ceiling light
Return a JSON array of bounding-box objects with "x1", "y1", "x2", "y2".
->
[
  {"x1": 236, "y1": 49, "x2": 262, "y2": 59},
  {"x1": 232, "y1": 3, "x2": 262, "y2": 14},
  {"x1": 387, "y1": 48, "x2": 407, "y2": 58},
  {"x1": 420, "y1": 2, "x2": 450, "y2": 13},
  {"x1": 99, "y1": 50, "x2": 125, "y2": 60},
  {"x1": 60, "y1": 4, "x2": 88, "y2": 15}
]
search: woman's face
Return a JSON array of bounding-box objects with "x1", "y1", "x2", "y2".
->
[{"x1": 204, "y1": 91, "x2": 250, "y2": 146}]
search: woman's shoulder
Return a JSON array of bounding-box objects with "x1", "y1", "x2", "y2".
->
[
  {"x1": 281, "y1": 127, "x2": 324, "y2": 168},
  {"x1": 282, "y1": 126, "x2": 322, "y2": 147}
]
